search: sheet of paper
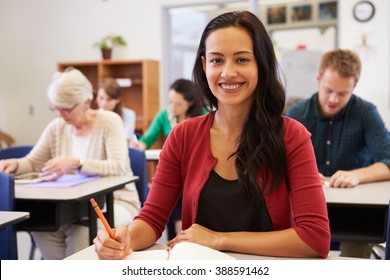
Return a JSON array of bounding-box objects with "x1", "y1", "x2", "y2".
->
[
  {"x1": 22, "y1": 174, "x2": 100, "y2": 188},
  {"x1": 126, "y1": 250, "x2": 169, "y2": 260},
  {"x1": 169, "y1": 242, "x2": 235, "y2": 260}
]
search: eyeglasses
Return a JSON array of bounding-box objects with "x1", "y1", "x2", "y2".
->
[{"x1": 50, "y1": 103, "x2": 78, "y2": 114}]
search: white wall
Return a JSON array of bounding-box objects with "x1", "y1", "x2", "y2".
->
[
  {"x1": 338, "y1": 0, "x2": 390, "y2": 129},
  {"x1": 0, "y1": 0, "x2": 181, "y2": 144},
  {"x1": 0, "y1": 0, "x2": 389, "y2": 145}
]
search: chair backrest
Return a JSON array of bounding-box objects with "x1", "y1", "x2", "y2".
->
[
  {"x1": 0, "y1": 172, "x2": 17, "y2": 260},
  {"x1": 0, "y1": 130, "x2": 15, "y2": 149},
  {"x1": 0, "y1": 145, "x2": 33, "y2": 159},
  {"x1": 386, "y1": 200, "x2": 390, "y2": 260},
  {"x1": 128, "y1": 147, "x2": 149, "y2": 206},
  {"x1": 0, "y1": 145, "x2": 32, "y2": 259}
]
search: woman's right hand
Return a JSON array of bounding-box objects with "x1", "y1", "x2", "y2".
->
[
  {"x1": 0, "y1": 158, "x2": 18, "y2": 173},
  {"x1": 93, "y1": 224, "x2": 132, "y2": 260}
]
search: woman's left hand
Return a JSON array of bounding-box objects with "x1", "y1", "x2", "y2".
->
[
  {"x1": 41, "y1": 156, "x2": 80, "y2": 178},
  {"x1": 167, "y1": 223, "x2": 223, "y2": 250}
]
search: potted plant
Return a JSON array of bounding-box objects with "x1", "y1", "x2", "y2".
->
[{"x1": 93, "y1": 34, "x2": 127, "y2": 60}]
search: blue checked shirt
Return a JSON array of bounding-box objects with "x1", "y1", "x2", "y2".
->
[{"x1": 286, "y1": 93, "x2": 390, "y2": 176}]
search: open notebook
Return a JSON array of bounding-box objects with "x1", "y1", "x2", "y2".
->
[{"x1": 127, "y1": 242, "x2": 235, "y2": 260}]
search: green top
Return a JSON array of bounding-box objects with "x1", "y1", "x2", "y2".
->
[
  {"x1": 139, "y1": 109, "x2": 172, "y2": 149},
  {"x1": 139, "y1": 108, "x2": 208, "y2": 149}
]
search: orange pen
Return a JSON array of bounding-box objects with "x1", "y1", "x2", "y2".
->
[{"x1": 90, "y1": 198, "x2": 116, "y2": 240}]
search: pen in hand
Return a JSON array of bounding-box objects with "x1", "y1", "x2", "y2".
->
[{"x1": 90, "y1": 198, "x2": 116, "y2": 240}]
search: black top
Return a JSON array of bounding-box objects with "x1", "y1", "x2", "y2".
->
[{"x1": 196, "y1": 170, "x2": 273, "y2": 232}]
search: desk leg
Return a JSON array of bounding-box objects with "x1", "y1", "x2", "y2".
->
[
  {"x1": 106, "y1": 193, "x2": 114, "y2": 227},
  {"x1": 88, "y1": 204, "x2": 97, "y2": 245},
  {"x1": 88, "y1": 193, "x2": 115, "y2": 245}
]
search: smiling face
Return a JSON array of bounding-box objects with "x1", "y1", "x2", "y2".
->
[
  {"x1": 201, "y1": 27, "x2": 258, "y2": 111},
  {"x1": 317, "y1": 68, "x2": 356, "y2": 118}
]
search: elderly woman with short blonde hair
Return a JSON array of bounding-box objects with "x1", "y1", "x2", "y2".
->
[{"x1": 0, "y1": 67, "x2": 140, "y2": 259}]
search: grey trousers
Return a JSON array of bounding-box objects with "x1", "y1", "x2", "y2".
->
[{"x1": 31, "y1": 203, "x2": 139, "y2": 260}]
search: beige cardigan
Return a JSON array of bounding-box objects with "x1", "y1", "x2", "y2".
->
[{"x1": 16, "y1": 110, "x2": 140, "y2": 214}]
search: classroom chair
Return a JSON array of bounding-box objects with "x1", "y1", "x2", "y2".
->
[
  {"x1": 0, "y1": 130, "x2": 15, "y2": 149},
  {"x1": 128, "y1": 147, "x2": 149, "y2": 206},
  {"x1": 0, "y1": 172, "x2": 18, "y2": 260},
  {"x1": 0, "y1": 145, "x2": 37, "y2": 259},
  {"x1": 0, "y1": 145, "x2": 33, "y2": 159}
]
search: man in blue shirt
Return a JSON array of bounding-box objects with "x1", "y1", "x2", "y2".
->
[
  {"x1": 286, "y1": 49, "x2": 390, "y2": 258},
  {"x1": 287, "y1": 49, "x2": 390, "y2": 187}
]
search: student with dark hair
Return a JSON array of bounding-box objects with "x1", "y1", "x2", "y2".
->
[
  {"x1": 94, "y1": 10, "x2": 330, "y2": 259},
  {"x1": 132, "y1": 78, "x2": 204, "y2": 150}
]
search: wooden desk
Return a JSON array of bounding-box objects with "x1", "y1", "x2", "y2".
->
[
  {"x1": 0, "y1": 211, "x2": 30, "y2": 231},
  {"x1": 323, "y1": 180, "x2": 390, "y2": 243},
  {"x1": 65, "y1": 243, "x2": 354, "y2": 260},
  {"x1": 15, "y1": 176, "x2": 138, "y2": 244}
]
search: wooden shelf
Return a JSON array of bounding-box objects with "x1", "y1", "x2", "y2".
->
[{"x1": 57, "y1": 59, "x2": 160, "y2": 134}]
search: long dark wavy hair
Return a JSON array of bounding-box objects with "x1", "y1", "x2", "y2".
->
[{"x1": 193, "y1": 10, "x2": 287, "y2": 198}]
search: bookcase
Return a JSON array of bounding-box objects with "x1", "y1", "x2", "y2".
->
[{"x1": 57, "y1": 60, "x2": 159, "y2": 135}]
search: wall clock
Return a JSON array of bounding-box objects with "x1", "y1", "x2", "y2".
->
[{"x1": 353, "y1": 1, "x2": 375, "y2": 22}]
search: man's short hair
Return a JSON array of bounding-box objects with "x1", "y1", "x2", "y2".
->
[{"x1": 319, "y1": 49, "x2": 361, "y2": 85}]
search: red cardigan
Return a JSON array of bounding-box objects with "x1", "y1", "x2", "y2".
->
[{"x1": 135, "y1": 111, "x2": 330, "y2": 258}]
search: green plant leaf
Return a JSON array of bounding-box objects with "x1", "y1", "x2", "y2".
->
[{"x1": 93, "y1": 34, "x2": 127, "y2": 49}]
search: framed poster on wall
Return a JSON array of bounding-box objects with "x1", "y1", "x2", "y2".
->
[
  {"x1": 267, "y1": 6, "x2": 287, "y2": 25},
  {"x1": 291, "y1": 4, "x2": 312, "y2": 22},
  {"x1": 319, "y1": 1, "x2": 337, "y2": 20}
]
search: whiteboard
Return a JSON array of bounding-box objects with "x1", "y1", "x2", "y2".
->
[{"x1": 280, "y1": 50, "x2": 323, "y2": 99}]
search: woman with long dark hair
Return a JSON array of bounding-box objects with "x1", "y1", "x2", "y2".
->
[{"x1": 93, "y1": 10, "x2": 330, "y2": 259}]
